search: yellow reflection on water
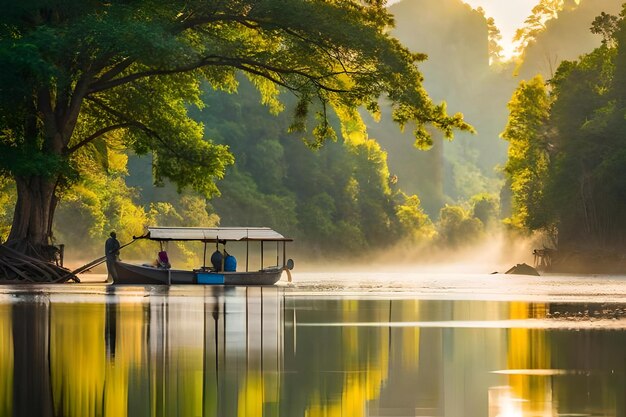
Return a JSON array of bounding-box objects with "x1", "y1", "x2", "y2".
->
[
  {"x1": 506, "y1": 302, "x2": 551, "y2": 416},
  {"x1": 104, "y1": 356, "x2": 127, "y2": 417},
  {"x1": 0, "y1": 304, "x2": 13, "y2": 417},
  {"x1": 305, "y1": 299, "x2": 390, "y2": 417},
  {"x1": 3, "y1": 292, "x2": 621, "y2": 417},
  {"x1": 49, "y1": 300, "x2": 151, "y2": 417},
  {"x1": 397, "y1": 300, "x2": 420, "y2": 368},
  {"x1": 340, "y1": 299, "x2": 361, "y2": 356},
  {"x1": 50, "y1": 302, "x2": 106, "y2": 417},
  {"x1": 238, "y1": 371, "x2": 264, "y2": 417},
  {"x1": 104, "y1": 302, "x2": 147, "y2": 417},
  {"x1": 307, "y1": 370, "x2": 385, "y2": 417}
]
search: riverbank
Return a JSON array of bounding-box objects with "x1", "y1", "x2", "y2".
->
[{"x1": 544, "y1": 249, "x2": 626, "y2": 274}]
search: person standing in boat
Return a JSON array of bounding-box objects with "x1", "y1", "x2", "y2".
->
[{"x1": 105, "y1": 231, "x2": 121, "y2": 282}]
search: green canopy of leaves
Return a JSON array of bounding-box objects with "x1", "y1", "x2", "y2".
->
[
  {"x1": 501, "y1": 75, "x2": 551, "y2": 230},
  {"x1": 0, "y1": 0, "x2": 471, "y2": 196},
  {"x1": 502, "y1": 5, "x2": 626, "y2": 250}
]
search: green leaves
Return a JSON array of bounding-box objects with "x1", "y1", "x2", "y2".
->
[
  {"x1": 503, "y1": 8, "x2": 626, "y2": 249},
  {"x1": 0, "y1": 0, "x2": 472, "y2": 249},
  {"x1": 0, "y1": 143, "x2": 69, "y2": 178},
  {"x1": 2, "y1": 0, "x2": 470, "y2": 187},
  {"x1": 501, "y1": 75, "x2": 551, "y2": 230},
  {"x1": 591, "y1": 12, "x2": 620, "y2": 46}
]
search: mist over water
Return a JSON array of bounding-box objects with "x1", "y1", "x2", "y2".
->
[
  {"x1": 283, "y1": 233, "x2": 626, "y2": 303},
  {"x1": 293, "y1": 230, "x2": 538, "y2": 275},
  {"x1": 73, "y1": 229, "x2": 626, "y2": 305}
]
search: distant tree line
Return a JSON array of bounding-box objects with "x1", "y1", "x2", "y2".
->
[
  {"x1": 0, "y1": 77, "x2": 498, "y2": 261},
  {"x1": 503, "y1": 4, "x2": 626, "y2": 257},
  {"x1": 126, "y1": 81, "x2": 499, "y2": 258}
]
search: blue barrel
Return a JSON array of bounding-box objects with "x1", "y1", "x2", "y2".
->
[{"x1": 224, "y1": 255, "x2": 237, "y2": 272}]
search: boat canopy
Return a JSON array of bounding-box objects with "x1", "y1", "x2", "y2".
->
[{"x1": 143, "y1": 227, "x2": 292, "y2": 242}]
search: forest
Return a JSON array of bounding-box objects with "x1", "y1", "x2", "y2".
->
[
  {"x1": 1, "y1": 0, "x2": 626, "y2": 271},
  {"x1": 504, "y1": 2, "x2": 626, "y2": 270}
]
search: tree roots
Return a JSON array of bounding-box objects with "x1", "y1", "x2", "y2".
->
[{"x1": 0, "y1": 245, "x2": 78, "y2": 283}]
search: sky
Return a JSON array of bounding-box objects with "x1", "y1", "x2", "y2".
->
[
  {"x1": 388, "y1": 0, "x2": 540, "y2": 59},
  {"x1": 461, "y1": 0, "x2": 537, "y2": 59}
]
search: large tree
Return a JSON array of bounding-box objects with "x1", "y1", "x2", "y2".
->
[{"x1": 0, "y1": 0, "x2": 470, "y2": 259}]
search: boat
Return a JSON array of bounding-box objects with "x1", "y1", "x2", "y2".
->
[{"x1": 112, "y1": 226, "x2": 294, "y2": 285}]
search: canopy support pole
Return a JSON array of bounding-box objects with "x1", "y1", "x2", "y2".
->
[
  {"x1": 261, "y1": 241, "x2": 264, "y2": 270},
  {"x1": 203, "y1": 241, "x2": 207, "y2": 270},
  {"x1": 246, "y1": 239, "x2": 249, "y2": 272},
  {"x1": 276, "y1": 242, "x2": 279, "y2": 268},
  {"x1": 282, "y1": 241, "x2": 286, "y2": 268}
]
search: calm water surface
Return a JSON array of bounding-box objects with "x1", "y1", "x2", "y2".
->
[{"x1": 0, "y1": 273, "x2": 625, "y2": 417}]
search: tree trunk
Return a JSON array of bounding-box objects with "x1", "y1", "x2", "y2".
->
[{"x1": 6, "y1": 175, "x2": 59, "y2": 260}]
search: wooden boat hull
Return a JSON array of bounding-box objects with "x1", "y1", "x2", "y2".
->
[{"x1": 113, "y1": 261, "x2": 283, "y2": 286}]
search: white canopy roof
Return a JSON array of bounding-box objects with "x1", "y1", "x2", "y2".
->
[{"x1": 145, "y1": 227, "x2": 292, "y2": 242}]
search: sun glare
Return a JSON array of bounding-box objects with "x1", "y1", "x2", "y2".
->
[{"x1": 489, "y1": 386, "x2": 527, "y2": 417}]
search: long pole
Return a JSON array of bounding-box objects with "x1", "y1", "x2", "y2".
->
[{"x1": 65, "y1": 238, "x2": 138, "y2": 278}]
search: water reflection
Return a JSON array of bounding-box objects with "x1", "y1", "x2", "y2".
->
[{"x1": 0, "y1": 289, "x2": 624, "y2": 416}]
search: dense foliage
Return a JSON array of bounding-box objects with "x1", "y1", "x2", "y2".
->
[
  {"x1": 501, "y1": 76, "x2": 551, "y2": 231},
  {"x1": 135, "y1": 82, "x2": 438, "y2": 256},
  {"x1": 122, "y1": 81, "x2": 493, "y2": 258},
  {"x1": 0, "y1": 0, "x2": 470, "y2": 259},
  {"x1": 503, "y1": 5, "x2": 626, "y2": 252}
]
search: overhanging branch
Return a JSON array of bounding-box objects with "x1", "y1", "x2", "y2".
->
[
  {"x1": 88, "y1": 57, "x2": 218, "y2": 93},
  {"x1": 93, "y1": 58, "x2": 134, "y2": 86},
  {"x1": 85, "y1": 96, "x2": 204, "y2": 164},
  {"x1": 88, "y1": 54, "x2": 357, "y2": 96},
  {"x1": 65, "y1": 123, "x2": 134, "y2": 154}
]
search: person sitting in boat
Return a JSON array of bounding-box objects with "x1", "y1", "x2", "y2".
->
[
  {"x1": 156, "y1": 251, "x2": 171, "y2": 269},
  {"x1": 210, "y1": 249, "x2": 223, "y2": 272},
  {"x1": 224, "y1": 250, "x2": 237, "y2": 272}
]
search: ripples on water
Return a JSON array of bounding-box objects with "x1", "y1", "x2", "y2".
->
[{"x1": 0, "y1": 272, "x2": 624, "y2": 417}]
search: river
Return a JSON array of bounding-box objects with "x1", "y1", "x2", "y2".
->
[{"x1": 0, "y1": 272, "x2": 624, "y2": 416}]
